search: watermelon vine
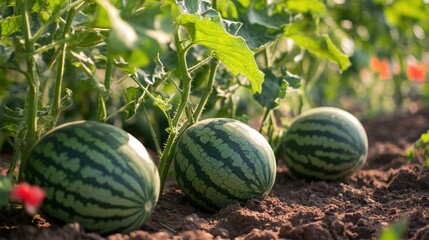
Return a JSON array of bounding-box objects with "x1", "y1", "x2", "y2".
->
[{"x1": 0, "y1": 0, "x2": 357, "y2": 234}]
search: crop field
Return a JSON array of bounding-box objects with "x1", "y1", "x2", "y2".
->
[{"x1": 1, "y1": 1, "x2": 428, "y2": 239}]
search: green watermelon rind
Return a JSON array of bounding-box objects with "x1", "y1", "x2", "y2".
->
[
  {"x1": 282, "y1": 107, "x2": 368, "y2": 181},
  {"x1": 174, "y1": 118, "x2": 277, "y2": 212},
  {"x1": 25, "y1": 121, "x2": 160, "y2": 235}
]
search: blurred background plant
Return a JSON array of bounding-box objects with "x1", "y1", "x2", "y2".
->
[{"x1": 300, "y1": 0, "x2": 429, "y2": 118}]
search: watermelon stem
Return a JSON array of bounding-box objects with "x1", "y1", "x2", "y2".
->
[
  {"x1": 158, "y1": 29, "x2": 196, "y2": 192},
  {"x1": 51, "y1": 4, "x2": 85, "y2": 125},
  {"x1": 193, "y1": 59, "x2": 219, "y2": 121},
  {"x1": 258, "y1": 108, "x2": 271, "y2": 133},
  {"x1": 16, "y1": 0, "x2": 40, "y2": 181},
  {"x1": 172, "y1": 29, "x2": 194, "y2": 127}
]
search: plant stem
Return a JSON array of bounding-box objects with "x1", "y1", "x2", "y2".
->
[
  {"x1": 104, "y1": 47, "x2": 114, "y2": 91},
  {"x1": 142, "y1": 106, "x2": 162, "y2": 155},
  {"x1": 172, "y1": 30, "x2": 193, "y2": 127},
  {"x1": 158, "y1": 29, "x2": 195, "y2": 192},
  {"x1": 51, "y1": 7, "x2": 76, "y2": 126},
  {"x1": 96, "y1": 45, "x2": 114, "y2": 122},
  {"x1": 193, "y1": 59, "x2": 219, "y2": 121},
  {"x1": 17, "y1": 0, "x2": 39, "y2": 181},
  {"x1": 258, "y1": 107, "x2": 271, "y2": 133},
  {"x1": 96, "y1": 95, "x2": 107, "y2": 122},
  {"x1": 31, "y1": 0, "x2": 86, "y2": 42}
]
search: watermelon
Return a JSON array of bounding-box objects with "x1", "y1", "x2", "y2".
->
[
  {"x1": 281, "y1": 107, "x2": 368, "y2": 181},
  {"x1": 174, "y1": 118, "x2": 276, "y2": 212},
  {"x1": 24, "y1": 121, "x2": 160, "y2": 235}
]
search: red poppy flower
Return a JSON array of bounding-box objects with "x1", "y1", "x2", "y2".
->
[
  {"x1": 10, "y1": 182, "x2": 45, "y2": 215},
  {"x1": 407, "y1": 64, "x2": 426, "y2": 83},
  {"x1": 379, "y1": 59, "x2": 391, "y2": 80},
  {"x1": 370, "y1": 56, "x2": 391, "y2": 80},
  {"x1": 370, "y1": 56, "x2": 381, "y2": 72}
]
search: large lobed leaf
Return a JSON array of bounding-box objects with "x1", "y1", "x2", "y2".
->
[{"x1": 176, "y1": 14, "x2": 264, "y2": 93}]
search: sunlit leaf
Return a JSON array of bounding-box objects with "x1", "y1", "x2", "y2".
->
[
  {"x1": 419, "y1": 130, "x2": 429, "y2": 143},
  {"x1": 47, "y1": 0, "x2": 65, "y2": 13},
  {"x1": 94, "y1": 0, "x2": 137, "y2": 48},
  {"x1": 153, "y1": 95, "x2": 172, "y2": 112},
  {"x1": 378, "y1": 218, "x2": 408, "y2": 240},
  {"x1": 176, "y1": 13, "x2": 264, "y2": 93},
  {"x1": 176, "y1": 0, "x2": 211, "y2": 14},
  {"x1": 286, "y1": 0, "x2": 326, "y2": 14},
  {"x1": 0, "y1": 16, "x2": 21, "y2": 37},
  {"x1": 384, "y1": 0, "x2": 429, "y2": 27},
  {"x1": 216, "y1": 1, "x2": 289, "y2": 50},
  {"x1": 286, "y1": 34, "x2": 351, "y2": 71}
]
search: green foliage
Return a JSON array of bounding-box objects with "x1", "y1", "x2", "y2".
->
[
  {"x1": 378, "y1": 218, "x2": 408, "y2": 240},
  {"x1": 2, "y1": 0, "x2": 414, "y2": 198},
  {"x1": 176, "y1": 13, "x2": 264, "y2": 93},
  {"x1": 254, "y1": 69, "x2": 301, "y2": 110},
  {"x1": 0, "y1": 175, "x2": 13, "y2": 207},
  {"x1": 407, "y1": 130, "x2": 429, "y2": 168}
]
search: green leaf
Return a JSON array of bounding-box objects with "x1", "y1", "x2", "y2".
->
[
  {"x1": 0, "y1": 39, "x2": 14, "y2": 63},
  {"x1": 286, "y1": 0, "x2": 326, "y2": 14},
  {"x1": 0, "y1": 105, "x2": 23, "y2": 137},
  {"x1": 69, "y1": 30, "x2": 108, "y2": 48},
  {"x1": 0, "y1": 176, "x2": 13, "y2": 207},
  {"x1": 153, "y1": 95, "x2": 173, "y2": 112},
  {"x1": 92, "y1": 0, "x2": 162, "y2": 67},
  {"x1": 176, "y1": 13, "x2": 264, "y2": 93},
  {"x1": 378, "y1": 218, "x2": 408, "y2": 240},
  {"x1": 246, "y1": 1, "x2": 291, "y2": 29},
  {"x1": 0, "y1": 16, "x2": 21, "y2": 37},
  {"x1": 384, "y1": 0, "x2": 429, "y2": 27},
  {"x1": 179, "y1": 0, "x2": 211, "y2": 14},
  {"x1": 217, "y1": 1, "x2": 291, "y2": 50},
  {"x1": 420, "y1": 130, "x2": 429, "y2": 143},
  {"x1": 47, "y1": 0, "x2": 65, "y2": 13},
  {"x1": 286, "y1": 34, "x2": 351, "y2": 71},
  {"x1": 254, "y1": 69, "x2": 301, "y2": 109},
  {"x1": 124, "y1": 87, "x2": 143, "y2": 119},
  {"x1": 95, "y1": 0, "x2": 138, "y2": 49}
]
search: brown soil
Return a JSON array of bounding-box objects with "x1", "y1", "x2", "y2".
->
[{"x1": 1, "y1": 108, "x2": 429, "y2": 240}]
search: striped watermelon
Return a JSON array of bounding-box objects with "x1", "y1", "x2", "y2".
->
[
  {"x1": 174, "y1": 118, "x2": 276, "y2": 212},
  {"x1": 281, "y1": 107, "x2": 368, "y2": 181},
  {"x1": 24, "y1": 121, "x2": 160, "y2": 235}
]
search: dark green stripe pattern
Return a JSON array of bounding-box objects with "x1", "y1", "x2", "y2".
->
[
  {"x1": 174, "y1": 118, "x2": 276, "y2": 212},
  {"x1": 282, "y1": 107, "x2": 368, "y2": 181},
  {"x1": 24, "y1": 121, "x2": 160, "y2": 235}
]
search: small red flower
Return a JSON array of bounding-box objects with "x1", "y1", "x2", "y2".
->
[
  {"x1": 10, "y1": 182, "x2": 45, "y2": 215},
  {"x1": 407, "y1": 64, "x2": 426, "y2": 83},
  {"x1": 378, "y1": 59, "x2": 391, "y2": 80},
  {"x1": 370, "y1": 56, "x2": 391, "y2": 80}
]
